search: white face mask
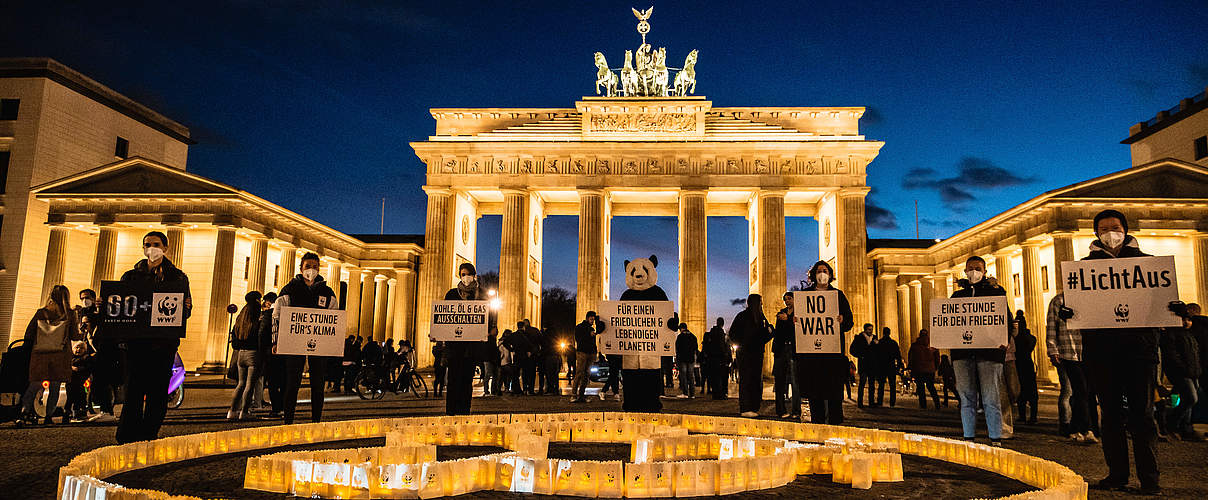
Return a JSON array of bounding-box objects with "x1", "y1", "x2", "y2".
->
[
  {"x1": 966, "y1": 269, "x2": 984, "y2": 284},
  {"x1": 302, "y1": 269, "x2": 319, "y2": 281},
  {"x1": 144, "y1": 246, "x2": 165, "y2": 262},
  {"x1": 1098, "y1": 231, "x2": 1125, "y2": 249},
  {"x1": 815, "y1": 273, "x2": 831, "y2": 286},
  {"x1": 82, "y1": 298, "x2": 94, "y2": 308},
  {"x1": 460, "y1": 275, "x2": 476, "y2": 286}
]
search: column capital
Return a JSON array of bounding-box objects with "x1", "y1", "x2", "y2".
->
[
  {"x1": 387, "y1": 278, "x2": 398, "y2": 286},
  {"x1": 394, "y1": 261, "x2": 416, "y2": 273},
  {"x1": 755, "y1": 189, "x2": 787, "y2": 199},
  {"x1": 679, "y1": 188, "x2": 708, "y2": 197},
  {"x1": 374, "y1": 273, "x2": 388, "y2": 282},
  {"x1": 877, "y1": 273, "x2": 898, "y2": 281},
  {"x1": 837, "y1": 186, "x2": 872, "y2": 198},
  {"x1": 422, "y1": 185, "x2": 453, "y2": 196},
  {"x1": 343, "y1": 263, "x2": 361, "y2": 271},
  {"x1": 1021, "y1": 239, "x2": 1045, "y2": 248},
  {"x1": 500, "y1": 187, "x2": 528, "y2": 197},
  {"x1": 576, "y1": 188, "x2": 606, "y2": 196},
  {"x1": 360, "y1": 268, "x2": 374, "y2": 277}
]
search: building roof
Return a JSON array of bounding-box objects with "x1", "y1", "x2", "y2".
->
[
  {"x1": 349, "y1": 234, "x2": 425, "y2": 245},
  {"x1": 1122, "y1": 86, "x2": 1208, "y2": 145},
  {"x1": 0, "y1": 57, "x2": 194, "y2": 145},
  {"x1": 867, "y1": 238, "x2": 937, "y2": 251}
]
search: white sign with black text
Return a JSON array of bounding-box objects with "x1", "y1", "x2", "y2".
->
[
  {"x1": 929, "y1": 296, "x2": 1010, "y2": 349},
  {"x1": 597, "y1": 300, "x2": 676, "y2": 356},
  {"x1": 276, "y1": 306, "x2": 346, "y2": 356},
  {"x1": 429, "y1": 300, "x2": 489, "y2": 341},
  {"x1": 792, "y1": 290, "x2": 842, "y2": 354},
  {"x1": 1060, "y1": 256, "x2": 1181, "y2": 329}
]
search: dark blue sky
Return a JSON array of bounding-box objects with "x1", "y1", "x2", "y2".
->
[{"x1": 4, "y1": 1, "x2": 1206, "y2": 320}]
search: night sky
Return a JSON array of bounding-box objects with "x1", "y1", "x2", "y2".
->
[{"x1": 4, "y1": 1, "x2": 1206, "y2": 322}]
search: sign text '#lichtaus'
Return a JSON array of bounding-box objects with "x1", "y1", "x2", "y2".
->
[
  {"x1": 287, "y1": 311, "x2": 343, "y2": 336},
  {"x1": 1068, "y1": 265, "x2": 1173, "y2": 291},
  {"x1": 932, "y1": 301, "x2": 1008, "y2": 328}
]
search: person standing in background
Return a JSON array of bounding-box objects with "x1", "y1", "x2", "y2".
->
[
  {"x1": 908, "y1": 329, "x2": 941, "y2": 409},
  {"x1": 877, "y1": 327, "x2": 903, "y2": 408},
  {"x1": 949, "y1": 256, "x2": 1008, "y2": 446},
  {"x1": 674, "y1": 323, "x2": 698, "y2": 399},
  {"x1": 849, "y1": 323, "x2": 878, "y2": 408},
  {"x1": 702, "y1": 317, "x2": 731, "y2": 400},
  {"x1": 772, "y1": 292, "x2": 800, "y2": 419},
  {"x1": 1015, "y1": 311, "x2": 1039, "y2": 425},
  {"x1": 571, "y1": 312, "x2": 603, "y2": 403},
  {"x1": 729, "y1": 294, "x2": 774, "y2": 418},
  {"x1": 227, "y1": 291, "x2": 263, "y2": 421},
  {"x1": 18, "y1": 285, "x2": 80, "y2": 426},
  {"x1": 259, "y1": 292, "x2": 282, "y2": 419}
]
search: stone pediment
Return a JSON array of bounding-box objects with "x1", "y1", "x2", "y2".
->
[
  {"x1": 32, "y1": 157, "x2": 238, "y2": 195},
  {"x1": 1053, "y1": 160, "x2": 1208, "y2": 199}
]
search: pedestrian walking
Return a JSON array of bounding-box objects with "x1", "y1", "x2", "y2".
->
[
  {"x1": 793, "y1": 261, "x2": 854, "y2": 424},
  {"x1": 675, "y1": 323, "x2": 697, "y2": 399},
  {"x1": 907, "y1": 329, "x2": 941, "y2": 409},
  {"x1": 272, "y1": 252, "x2": 338, "y2": 425},
  {"x1": 227, "y1": 291, "x2": 264, "y2": 421},
  {"x1": 18, "y1": 285, "x2": 80, "y2": 426},
  {"x1": 116, "y1": 231, "x2": 192, "y2": 443},
  {"x1": 729, "y1": 294, "x2": 774, "y2": 417}
]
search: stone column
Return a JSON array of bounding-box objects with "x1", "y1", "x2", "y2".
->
[
  {"x1": 345, "y1": 266, "x2": 363, "y2": 338},
  {"x1": 678, "y1": 190, "x2": 708, "y2": 338},
  {"x1": 934, "y1": 271, "x2": 951, "y2": 298},
  {"x1": 393, "y1": 263, "x2": 416, "y2": 346},
  {"x1": 91, "y1": 226, "x2": 118, "y2": 293},
  {"x1": 384, "y1": 278, "x2": 397, "y2": 342},
  {"x1": 1194, "y1": 234, "x2": 1208, "y2": 308},
  {"x1": 42, "y1": 226, "x2": 70, "y2": 301},
  {"x1": 203, "y1": 227, "x2": 237, "y2": 372},
  {"x1": 876, "y1": 274, "x2": 901, "y2": 355},
  {"x1": 373, "y1": 274, "x2": 388, "y2": 342},
  {"x1": 415, "y1": 188, "x2": 454, "y2": 368},
  {"x1": 499, "y1": 189, "x2": 530, "y2": 331},
  {"x1": 1051, "y1": 232, "x2": 1075, "y2": 293},
  {"x1": 576, "y1": 190, "x2": 607, "y2": 320},
  {"x1": 1021, "y1": 240, "x2": 1051, "y2": 379},
  {"x1": 248, "y1": 237, "x2": 268, "y2": 293},
  {"x1": 166, "y1": 227, "x2": 185, "y2": 266},
  {"x1": 895, "y1": 284, "x2": 911, "y2": 346},
  {"x1": 325, "y1": 261, "x2": 342, "y2": 294},
  {"x1": 276, "y1": 245, "x2": 297, "y2": 291},
  {"x1": 756, "y1": 192, "x2": 786, "y2": 374},
  {"x1": 359, "y1": 270, "x2": 376, "y2": 339},
  {"x1": 908, "y1": 280, "x2": 922, "y2": 344},
  {"x1": 918, "y1": 276, "x2": 936, "y2": 346},
  {"x1": 836, "y1": 189, "x2": 871, "y2": 327},
  {"x1": 994, "y1": 253, "x2": 1015, "y2": 305}
]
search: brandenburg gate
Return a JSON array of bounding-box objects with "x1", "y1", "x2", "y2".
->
[{"x1": 409, "y1": 10, "x2": 884, "y2": 365}]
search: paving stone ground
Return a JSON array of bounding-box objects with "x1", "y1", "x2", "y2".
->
[{"x1": 3, "y1": 374, "x2": 1205, "y2": 498}]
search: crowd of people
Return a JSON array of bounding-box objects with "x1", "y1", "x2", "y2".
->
[{"x1": 10, "y1": 211, "x2": 1208, "y2": 495}]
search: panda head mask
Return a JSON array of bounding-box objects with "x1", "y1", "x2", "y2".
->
[{"x1": 624, "y1": 255, "x2": 659, "y2": 291}]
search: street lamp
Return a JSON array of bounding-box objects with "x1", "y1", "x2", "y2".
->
[{"x1": 489, "y1": 298, "x2": 502, "y2": 310}]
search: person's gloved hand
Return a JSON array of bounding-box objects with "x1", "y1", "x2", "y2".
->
[
  {"x1": 1058, "y1": 306, "x2": 1074, "y2": 320},
  {"x1": 1168, "y1": 301, "x2": 1189, "y2": 318}
]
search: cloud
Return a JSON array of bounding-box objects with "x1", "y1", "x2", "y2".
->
[
  {"x1": 730, "y1": 298, "x2": 747, "y2": 306},
  {"x1": 900, "y1": 156, "x2": 1035, "y2": 208},
  {"x1": 864, "y1": 189, "x2": 898, "y2": 230},
  {"x1": 920, "y1": 217, "x2": 966, "y2": 228}
]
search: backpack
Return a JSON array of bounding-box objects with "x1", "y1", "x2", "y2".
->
[{"x1": 34, "y1": 318, "x2": 70, "y2": 353}]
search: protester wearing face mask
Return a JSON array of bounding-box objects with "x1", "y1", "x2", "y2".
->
[
  {"x1": 1066, "y1": 210, "x2": 1169, "y2": 495},
  {"x1": 79, "y1": 288, "x2": 119, "y2": 424},
  {"x1": 115, "y1": 231, "x2": 192, "y2": 443},
  {"x1": 794, "y1": 261, "x2": 854, "y2": 424},
  {"x1": 442, "y1": 263, "x2": 494, "y2": 415},
  {"x1": 272, "y1": 252, "x2": 339, "y2": 425},
  {"x1": 949, "y1": 255, "x2": 1010, "y2": 447}
]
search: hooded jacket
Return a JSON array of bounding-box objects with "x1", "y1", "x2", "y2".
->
[
  {"x1": 115, "y1": 257, "x2": 192, "y2": 345},
  {"x1": 949, "y1": 278, "x2": 1009, "y2": 363},
  {"x1": 271, "y1": 274, "x2": 339, "y2": 346}
]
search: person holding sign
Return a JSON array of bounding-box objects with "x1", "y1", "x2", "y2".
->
[
  {"x1": 441, "y1": 262, "x2": 492, "y2": 415},
  {"x1": 772, "y1": 292, "x2": 801, "y2": 419},
  {"x1": 791, "y1": 261, "x2": 854, "y2": 424},
  {"x1": 949, "y1": 255, "x2": 1009, "y2": 447},
  {"x1": 272, "y1": 252, "x2": 339, "y2": 425},
  {"x1": 115, "y1": 231, "x2": 192, "y2": 444},
  {"x1": 729, "y1": 294, "x2": 773, "y2": 417},
  {"x1": 1070, "y1": 210, "x2": 1169, "y2": 494}
]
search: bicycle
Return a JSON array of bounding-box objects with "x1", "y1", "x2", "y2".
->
[
  {"x1": 394, "y1": 362, "x2": 429, "y2": 399},
  {"x1": 353, "y1": 363, "x2": 388, "y2": 400}
]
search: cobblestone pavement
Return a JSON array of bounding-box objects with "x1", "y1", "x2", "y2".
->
[{"x1": 3, "y1": 374, "x2": 1205, "y2": 498}]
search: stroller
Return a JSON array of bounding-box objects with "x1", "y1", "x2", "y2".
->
[{"x1": 0, "y1": 339, "x2": 31, "y2": 422}]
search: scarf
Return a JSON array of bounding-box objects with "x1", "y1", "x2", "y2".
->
[{"x1": 457, "y1": 280, "x2": 479, "y2": 300}]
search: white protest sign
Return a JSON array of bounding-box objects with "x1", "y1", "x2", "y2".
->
[
  {"x1": 1060, "y1": 256, "x2": 1181, "y2": 329},
  {"x1": 277, "y1": 306, "x2": 346, "y2": 356},
  {"x1": 597, "y1": 300, "x2": 675, "y2": 356},
  {"x1": 430, "y1": 300, "x2": 489, "y2": 341},
  {"x1": 928, "y1": 296, "x2": 1010, "y2": 349},
  {"x1": 792, "y1": 290, "x2": 842, "y2": 354}
]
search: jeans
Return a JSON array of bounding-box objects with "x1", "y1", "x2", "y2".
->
[
  {"x1": 773, "y1": 354, "x2": 799, "y2": 416},
  {"x1": 953, "y1": 357, "x2": 1003, "y2": 440},
  {"x1": 1055, "y1": 362, "x2": 1072, "y2": 430},
  {"x1": 876, "y1": 372, "x2": 897, "y2": 407},
  {"x1": 228, "y1": 350, "x2": 262, "y2": 418},
  {"x1": 481, "y1": 361, "x2": 499, "y2": 395},
  {"x1": 602, "y1": 355, "x2": 622, "y2": 393},
  {"x1": 1063, "y1": 360, "x2": 1093, "y2": 435},
  {"x1": 22, "y1": 380, "x2": 61, "y2": 417},
  {"x1": 677, "y1": 360, "x2": 695, "y2": 397},
  {"x1": 1169, "y1": 377, "x2": 1200, "y2": 435},
  {"x1": 857, "y1": 372, "x2": 876, "y2": 406},
  {"x1": 572, "y1": 352, "x2": 592, "y2": 398}
]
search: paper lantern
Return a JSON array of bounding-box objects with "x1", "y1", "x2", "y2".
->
[
  {"x1": 552, "y1": 459, "x2": 574, "y2": 495},
  {"x1": 290, "y1": 460, "x2": 313, "y2": 497},
  {"x1": 830, "y1": 453, "x2": 851, "y2": 483},
  {"x1": 755, "y1": 456, "x2": 774, "y2": 489},
  {"x1": 623, "y1": 462, "x2": 650, "y2": 498},
  {"x1": 671, "y1": 461, "x2": 695, "y2": 497},
  {"x1": 532, "y1": 459, "x2": 554, "y2": 495},
  {"x1": 417, "y1": 461, "x2": 447, "y2": 499},
  {"x1": 598, "y1": 461, "x2": 624, "y2": 498},
  {"x1": 647, "y1": 462, "x2": 672, "y2": 498},
  {"x1": 716, "y1": 459, "x2": 739, "y2": 495},
  {"x1": 570, "y1": 460, "x2": 598, "y2": 497}
]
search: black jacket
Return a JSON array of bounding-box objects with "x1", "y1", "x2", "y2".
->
[
  {"x1": 728, "y1": 308, "x2": 772, "y2": 358},
  {"x1": 950, "y1": 278, "x2": 1009, "y2": 363},
  {"x1": 878, "y1": 337, "x2": 902, "y2": 375},
  {"x1": 1160, "y1": 327, "x2": 1201, "y2": 380},
  {"x1": 575, "y1": 320, "x2": 604, "y2": 355},
  {"x1": 273, "y1": 275, "x2": 338, "y2": 346},
  {"x1": 1081, "y1": 236, "x2": 1160, "y2": 363},
  {"x1": 675, "y1": 330, "x2": 698, "y2": 364},
  {"x1": 849, "y1": 333, "x2": 877, "y2": 373},
  {"x1": 1190, "y1": 315, "x2": 1208, "y2": 378},
  {"x1": 772, "y1": 309, "x2": 796, "y2": 357},
  {"x1": 702, "y1": 326, "x2": 731, "y2": 365},
  {"x1": 117, "y1": 257, "x2": 192, "y2": 345}
]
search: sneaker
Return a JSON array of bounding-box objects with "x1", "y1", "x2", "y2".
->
[
  {"x1": 778, "y1": 413, "x2": 790, "y2": 419},
  {"x1": 88, "y1": 412, "x2": 118, "y2": 423},
  {"x1": 740, "y1": 411, "x2": 759, "y2": 418},
  {"x1": 1069, "y1": 433, "x2": 1085, "y2": 443},
  {"x1": 1082, "y1": 432, "x2": 1099, "y2": 444},
  {"x1": 990, "y1": 440, "x2": 1002, "y2": 447},
  {"x1": 1089, "y1": 478, "x2": 1128, "y2": 491},
  {"x1": 676, "y1": 394, "x2": 689, "y2": 399}
]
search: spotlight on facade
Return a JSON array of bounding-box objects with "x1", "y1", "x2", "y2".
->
[
  {"x1": 488, "y1": 289, "x2": 497, "y2": 297},
  {"x1": 489, "y1": 298, "x2": 502, "y2": 310}
]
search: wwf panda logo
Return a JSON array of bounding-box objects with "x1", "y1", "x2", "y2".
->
[
  {"x1": 1114, "y1": 304, "x2": 1129, "y2": 322},
  {"x1": 157, "y1": 295, "x2": 179, "y2": 317},
  {"x1": 454, "y1": 327, "x2": 464, "y2": 338},
  {"x1": 306, "y1": 339, "x2": 317, "y2": 350},
  {"x1": 813, "y1": 338, "x2": 823, "y2": 349},
  {"x1": 961, "y1": 331, "x2": 974, "y2": 344},
  {"x1": 663, "y1": 341, "x2": 672, "y2": 351}
]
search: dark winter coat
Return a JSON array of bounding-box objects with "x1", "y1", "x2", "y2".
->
[
  {"x1": 1081, "y1": 236, "x2": 1160, "y2": 363},
  {"x1": 849, "y1": 333, "x2": 878, "y2": 374},
  {"x1": 574, "y1": 320, "x2": 604, "y2": 355},
  {"x1": 772, "y1": 309, "x2": 796, "y2": 358},
  {"x1": 114, "y1": 257, "x2": 192, "y2": 346},
  {"x1": 907, "y1": 338, "x2": 939, "y2": 375},
  {"x1": 950, "y1": 278, "x2": 1009, "y2": 363},
  {"x1": 1160, "y1": 327, "x2": 1201, "y2": 380},
  {"x1": 878, "y1": 337, "x2": 903, "y2": 376},
  {"x1": 702, "y1": 326, "x2": 731, "y2": 366},
  {"x1": 675, "y1": 330, "x2": 698, "y2": 364},
  {"x1": 795, "y1": 286, "x2": 854, "y2": 401},
  {"x1": 728, "y1": 308, "x2": 772, "y2": 360}
]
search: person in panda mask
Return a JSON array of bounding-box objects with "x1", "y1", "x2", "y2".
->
[{"x1": 618, "y1": 255, "x2": 679, "y2": 412}]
